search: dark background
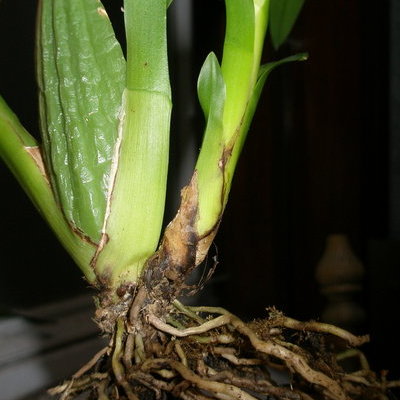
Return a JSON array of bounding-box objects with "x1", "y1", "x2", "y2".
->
[{"x1": 1, "y1": 0, "x2": 399, "y2": 377}]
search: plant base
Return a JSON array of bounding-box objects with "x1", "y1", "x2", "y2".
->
[{"x1": 49, "y1": 285, "x2": 399, "y2": 400}]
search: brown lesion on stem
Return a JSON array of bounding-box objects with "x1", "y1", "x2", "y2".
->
[
  {"x1": 69, "y1": 224, "x2": 98, "y2": 246},
  {"x1": 24, "y1": 145, "x2": 49, "y2": 183},
  {"x1": 89, "y1": 232, "x2": 109, "y2": 269},
  {"x1": 144, "y1": 171, "x2": 220, "y2": 309}
]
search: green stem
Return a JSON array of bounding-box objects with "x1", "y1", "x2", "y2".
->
[
  {"x1": 195, "y1": 0, "x2": 269, "y2": 236},
  {"x1": 93, "y1": 0, "x2": 171, "y2": 288}
]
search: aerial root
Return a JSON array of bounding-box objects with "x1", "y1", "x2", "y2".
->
[{"x1": 49, "y1": 302, "x2": 398, "y2": 400}]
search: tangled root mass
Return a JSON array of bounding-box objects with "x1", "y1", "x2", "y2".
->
[{"x1": 49, "y1": 287, "x2": 399, "y2": 400}]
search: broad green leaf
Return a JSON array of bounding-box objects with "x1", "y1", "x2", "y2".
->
[
  {"x1": 0, "y1": 96, "x2": 96, "y2": 281},
  {"x1": 269, "y1": 0, "x2": 305, "y2": 50},
  {"x1": 37, "y1": 0, "x2": 126, "y2": 242}
]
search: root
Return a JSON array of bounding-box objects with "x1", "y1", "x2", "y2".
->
[
  {"x1": 143, "y1": 358, "x2": 260, "y2": 400},
  {"x1": 112, "y1": 319, "x2": 138, "y2": 400},
  {"x1": 50, "y1": 297, "x2": 399, "y2": 400},
  {"x1": 148, "y1": 313, "x2": 231, "y2": 337},
  {"x1": 152, "y1": 306, "x2": 346, "y2": 400},
  {"x1": 72, "y1": 347, "x2": 109, "y2": 379},
  {"x1": 267, "y1": 311, "x2": 369, "y2": 347}
]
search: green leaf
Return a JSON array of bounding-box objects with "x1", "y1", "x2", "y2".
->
[
  {"x1": 37, "y1": 0, "x2": 126, "y2": 242},
  {"x1": 269, "y1": 0, "x2": 305, "y2": 50},
  {"x1": 197, "y1": 52, "x2": 225, "y2": 124},
  {"x1": 256, "y1": 52, "x2": 308, "y2": 96},
  {"x1": 0, "y1": 96, "x2": 96, "y2": 281},
  {"x1": 195, "y1": 53, "x2": 226, "y2": 234},
  {"x1": 234, "y1": 53, "x2": 308, "y2": 159}
]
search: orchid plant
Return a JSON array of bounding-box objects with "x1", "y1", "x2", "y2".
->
[
  {"x1": 0, "y1": 0, "x2": 305, "y2": 296},
  {"x1": 7, "y1": 2, "x2": 371, "y2": 400}
]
